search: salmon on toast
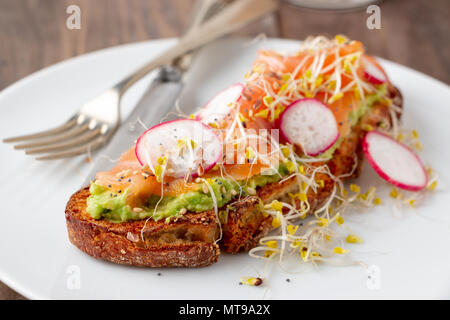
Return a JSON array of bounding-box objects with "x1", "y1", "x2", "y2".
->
[{"x1": 66, "y1": 35, "x2": 405, "y2": 267}]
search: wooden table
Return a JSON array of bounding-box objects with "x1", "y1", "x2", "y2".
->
[{"x1": 0, "y1": 0, "x2": 448, "y2": 300}]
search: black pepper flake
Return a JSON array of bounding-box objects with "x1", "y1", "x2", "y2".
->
[
  {"x1": 286, "y1": 278, "x2": 291, "y2": 283},
  {"x1": 108, "y1": 184, "x2": 112, "y2": 188},
  {"x1": 110, "y1": 193, "x2": 113, "y2": 197},
  {"x1": 120, "y1": 176, "x2": 124, "y2": 179},
  {"x1": 157, "y1": 272, "x2": 162, "y2": 276},
  {"x1": 242, "y1": 122, "x2": 247, "y2": 128},
  {"x1": 339, "y1": 122, "x2": 343, "y2": 126},
  {"x1": 117, "y1": 179, "x2": 121, "y2": 182},
  {"x1": 239, "y1": 282, "x2": 243, "y2": 285},
  {"x1": 118, "y1": 190, "x2": 122, "y2": 193},
  {"x1": 165, "y1": 182, "x2": 169, "y2": 187},
  {"x1": 128, "y1": 179, "x2": 132, "y2": 182},
  {"x1": 144, "y1": 177, "x2": 148, "y2": 180}
]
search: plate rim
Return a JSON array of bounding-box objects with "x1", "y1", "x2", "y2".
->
[{"x1": 0, "y1": 37, "x2": 448, "y2": 300}]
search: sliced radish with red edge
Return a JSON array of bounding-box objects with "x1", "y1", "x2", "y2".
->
[
  {"x1": 196, "y1": 83, "x2": 244, "y2": 125},
  {"x1": 135, "y1": 119, "x2": 222, "y2": 179},
  {"x1": 280, "y1": 98, "x2": 339, "y2": 156},
  {"x1": 363, "y1": 131, "x2": 428, "y2": 191},
  {"x1": 362, "y1": 56, "x2": 388, "y2": 85}
]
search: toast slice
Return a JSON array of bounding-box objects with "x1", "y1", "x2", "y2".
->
[
  {"x1": 65, "y1": 177, "x2": 331, "y2": 265},
  {"x1": 66, "y1": 187, "x2": 220, "y2": 267}
]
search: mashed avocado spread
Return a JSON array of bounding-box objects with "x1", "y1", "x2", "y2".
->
[{"x1": 87, "y1": 166, "x2": 288, "y2": 223}]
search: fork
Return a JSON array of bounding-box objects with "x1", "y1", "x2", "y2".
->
[
  {"x1": 3, "y1": 0, "x2": 278, "y2": 160},
  {"x1": 2, "y1": 0, "x2": 229, "y2": 160}
]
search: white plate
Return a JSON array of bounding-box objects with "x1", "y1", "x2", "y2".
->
[{"x1": 0, "y1": 38, "x2": 449, "y2": 300}]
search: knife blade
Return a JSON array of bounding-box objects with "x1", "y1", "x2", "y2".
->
[{"x1": 83, "y1": 66, "x2": 183, "y2": 185}]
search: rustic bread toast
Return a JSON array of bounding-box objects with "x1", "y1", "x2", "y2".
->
[
  {"x1": 65, "y1": 85, "x2": 402, "y2": 266},
  {"x1": 66, "y1": 187, "x2": 220, "y2": 267}
]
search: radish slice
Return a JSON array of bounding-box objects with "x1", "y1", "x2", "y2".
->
[
  {"x1": 362, "y1": 56, "x2": 388, "y2": 85},
  {"x1": 196, "y1": 83, "x2": 244, "y2": 125},
  {"x1": 363, "y1": 131, "x2": 428, "y2": 191},
  {"x1": 280, "y1": 99, "x2": 339, "y2": 156},
  {"x1": 135, "y1": 119, "x2": 222, "y2": 179}
]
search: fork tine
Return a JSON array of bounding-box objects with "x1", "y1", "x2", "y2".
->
[
  {"x1": 3, "y1": 117, "x2": 77, "y2": 143},
  {"x1": 24, "y1": 128, "x2": 102, "y2": 155},
  {"x1": 14, "y1": 123, "x2": 89, "y2": 150},
  {"x1": 35, "y1": 136, "x2": 106, "y2": 160}
]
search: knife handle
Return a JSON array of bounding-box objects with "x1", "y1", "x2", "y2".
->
[{"x1": 123, "y1": 66, "x2": 184, "y2": 127}]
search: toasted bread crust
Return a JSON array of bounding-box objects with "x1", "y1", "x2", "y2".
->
[{"x1": 65, "y1": 187, "x2": 220, "y2": 267}]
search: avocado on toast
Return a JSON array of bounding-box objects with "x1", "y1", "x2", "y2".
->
[{"x1": 65, "y1": 36, "x2": 403, "y2": 267}]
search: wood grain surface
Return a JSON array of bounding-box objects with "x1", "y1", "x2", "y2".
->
[{"x1": 0, "y1": 0, "x2": 448, "y2": 300}]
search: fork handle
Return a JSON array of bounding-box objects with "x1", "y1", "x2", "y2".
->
[{"x1": 114, "y1": 0, "x2": 278, "y2": 94}]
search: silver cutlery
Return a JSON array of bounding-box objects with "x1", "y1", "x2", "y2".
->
[{"x1": 3, "y1": 0, "x2": 279, "y2": 160}]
